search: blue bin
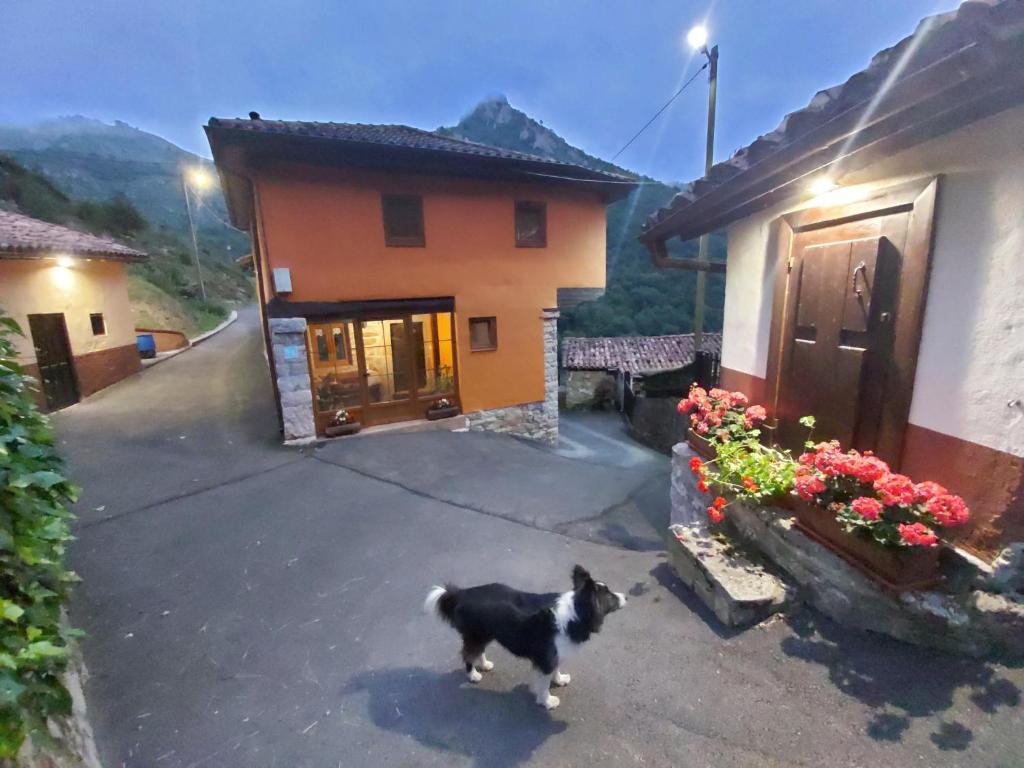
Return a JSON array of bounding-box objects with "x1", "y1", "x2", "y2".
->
[{"x1": 136, "y1": 333, "x2": 157, "y2": 359}]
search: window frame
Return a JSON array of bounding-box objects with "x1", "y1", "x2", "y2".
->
[
  {"x1": 381, "y1": 193, "x2": 426, "y2": 247},
  {"x1": 468, "y1": 316, "x2": 498, "y2": 352},
  {"x1": 89, "y1": 312, "x2": 106, "y2": 336},
  {"x1": 515, "y1": 200, "x2": 547, "y2": 248}
]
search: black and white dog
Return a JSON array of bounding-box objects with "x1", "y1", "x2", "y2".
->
[{"x1": 423, "y1": 565, "x2": 627, "y2": 709}]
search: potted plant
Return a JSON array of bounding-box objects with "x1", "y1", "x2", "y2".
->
[
  {"x1": 324, "y1": 408, "x2": 361, "y2": 437},
  {"x1": 787, "y1": 417, "x2": 970, "y2": 590},
  {"x1": 678, "y1": 384, "x2": 768, "y2": 460},
  {"x1": 426, "y1": 397, "x2": 460, "y2": 421}
]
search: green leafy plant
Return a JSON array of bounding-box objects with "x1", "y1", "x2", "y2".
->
[{"x1": 0, "y1": 310, "x2": 80, "y2": 756}]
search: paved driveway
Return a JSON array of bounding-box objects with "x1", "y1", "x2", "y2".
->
[{"x1": 55, "y1": 309, "x2": 1022, "y2": 767}]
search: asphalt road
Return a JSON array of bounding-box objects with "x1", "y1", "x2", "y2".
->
[{"x1": 54, "y1": 308, "x2": 1023, "y2": 767}]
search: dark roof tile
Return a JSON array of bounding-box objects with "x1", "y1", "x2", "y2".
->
[{"x1": 562, "y1": 333, "x2": 722, "y2": 373}]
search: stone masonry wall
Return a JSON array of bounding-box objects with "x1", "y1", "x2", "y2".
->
[
  {"x1": 466, "y1": 309, "x2": 559, "y2": 444},
  {"x1": 268, "y1": 317, "x2": 316, "y2": 443}
]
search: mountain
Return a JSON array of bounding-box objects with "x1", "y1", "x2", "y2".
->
[
  {"x1": 438, "y1": 97, "x2": 725, "y2": 337},
  {"x1": 0, "y1": 117, "x2": 248, "y2": 264}
]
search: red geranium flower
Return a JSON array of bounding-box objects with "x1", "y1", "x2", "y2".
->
[
  {"x1": 794, "y1": 473, "x2": 826, "y2": 500},
  {"x1": 708, "y1": 388, "x2": 730, "y2": 401},
  {"x1": 696, "y1": 479, "x2": 709, "y2": 494},
  {"x1": 729, "y1": 391, "x2": 749, "y2": 408},
  {"x1": 898, "y1": 522, "x2": 938, "y2": 547},
  {"x1": 925, "y1": 493, "x2": 970, "y2": 527},
  {"x1": 689, "y1": 457, "x2": 704, "y2": 475},
  {"x1": 677, "y1": 398, "x2": 694, "y2": 414},
  {"x1": 850, "y1": 496, "x2": 883, "y2": 521},
  {"x1": 873, "y1": 473, "x2": 916, "y2": 506},
  {"x1": 743, "y1": 405, "x2": 767, "y2": 429},
  {"x1": 712, "y1": 496, "x2": 726, "y2": 509},
  {"x1": 707, "y1": 506, "x2": 725, "y2": 524},
  {"x1": 914, "y1": 480, "x2": 948, "y2": 503},
  {"x1": 742, "y1": 476, "x2": 759, "y2": 492}
]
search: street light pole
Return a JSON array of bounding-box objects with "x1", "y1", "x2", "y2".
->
[
  {"x1": 692, "y1": 43, "x2": 718, "y2": 354},
  {"x1": 181, "y1": 175, "x2": 208, "y2": 302}
]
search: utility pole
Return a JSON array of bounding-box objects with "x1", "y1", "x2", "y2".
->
[
  {"x1": 692, "y1": 44, "x2": 718, "y2": 353},
  {"x1": 181, "y1": 176, "x2": 208, "y2": 302}
]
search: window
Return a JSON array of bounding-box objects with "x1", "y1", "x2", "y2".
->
[
  {"x1": 469, "y1": 316, "x2": 497, "y2": 351},
  {"x1": 382, "y1": 194, "x2": 425, "y2": 247},
  {"x1": 515, "y1": 201, "x2": 546, "y2": 247},
  {"x1": 89, "y1": 313, "x2": 106, "y2": 336}
]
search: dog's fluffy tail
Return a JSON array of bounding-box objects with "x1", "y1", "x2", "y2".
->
[{"x1": 423, "y1": 585, "x2": 459, "y2": 624}]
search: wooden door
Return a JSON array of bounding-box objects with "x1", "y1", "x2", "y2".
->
[
  {"x1": 27, "y1": 313, "x2": 79, "y2": 411},
  {"x1": 766, "y1": 178, "x2": 938, "y2": 465}
]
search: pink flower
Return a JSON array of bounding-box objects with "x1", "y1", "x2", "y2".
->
[
  {"x1": 794, "y1": 473, "x2": 826, "y2": 501},
  {"x1": 677, "y1": 399, "x2": 694, "y2": 414},
  {"x1": 743, "y1": 405, "x2": 767, "y2": 429},
  {"x1": 898, "y1": 522, "x2": 938, "y2": 547},
  {"x1": 925, "y1": 494, "x2": 970, "y2": 527},
  {"x1": 914, "y1": 481, "x2": 948, "y2": 503},
  {"x1": 873, "y1": 473, "x2": 916, "y2": 506},
  {"x1": 708, "y1": 388, "x2": 730, "y2": 402},
  {"x1": 729, "y1": 391, "x2": 749, "y2": 408},
  {"x1": 850, "y1": 496, "x2": 883, "y2": 521}
]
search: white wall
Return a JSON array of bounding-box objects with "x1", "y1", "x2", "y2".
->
[
  {"x1": 0, "y1": 258, "x2": 137, "y2": 365},
  {"x1": 721, "y1": 104, "x2": 1024, "y2": 458}
]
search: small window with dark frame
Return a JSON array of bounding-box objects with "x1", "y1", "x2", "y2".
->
[
  {"x1": 515, "y1": 201, "x2": 546, "y2": 247},
  {"x1": 90, "y1": 313, "x2": 106, "y2": 336},
  {"x1": 381, "y1": 194, "x2": 425, "y2": 247},
  {"x1": 469, "y1": 316, "x2": 497, "y2": 351}
]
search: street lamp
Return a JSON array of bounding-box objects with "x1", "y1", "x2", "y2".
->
[
  {"x1": 688, "y1": 24, "x2": 718, "y2": 354},
  {"x1": 181, "y1": 166, "x2": 213, "y2": 301}
]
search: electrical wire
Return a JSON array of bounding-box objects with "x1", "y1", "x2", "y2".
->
[{"x1": 610, "y1": 62, "x2": 708, "y2": 162}]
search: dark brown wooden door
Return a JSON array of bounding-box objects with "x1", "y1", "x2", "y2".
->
[
  {"x1": 766, "y1": 178, "x2": 938, "y2": 466},
  {"x1": 777, "y1": 235, "x2": 898, "y2": 451},
  {"x1": 27, "y1": 313, "x2": 79, "y2": 411}
]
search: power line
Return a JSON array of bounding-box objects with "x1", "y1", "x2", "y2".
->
[
  {"x1": 611, "y1": 62, "x2": 708, "y2": 162},
  {"x1": 521, "y1": 171, "x2": 661, "y2": 185}
]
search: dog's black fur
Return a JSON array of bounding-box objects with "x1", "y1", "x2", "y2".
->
[{"x1": 425, "y1": 565, "x2": 626, "y2": 706}]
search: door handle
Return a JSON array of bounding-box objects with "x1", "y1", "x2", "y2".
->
[{"x1": 851, "y1": 260, "x2": 867, "y2": 297}]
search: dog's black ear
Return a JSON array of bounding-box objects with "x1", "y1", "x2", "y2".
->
[{"x1": 572, "y1": 565, "x2": 592, "y2": 591}]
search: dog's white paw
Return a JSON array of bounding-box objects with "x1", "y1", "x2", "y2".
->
[
  {"x1": 467, "y1": 669, "x2": 483, "y2": 683},
  {"x1": 540, "y1": 694, "x2": 560, "y2": 710},
  {"x1": 481, "y1": 659, "x2": 494, "y2": 671},
  {"x1": 553, "y1": 672, "x2": 570, "y2": 687}
]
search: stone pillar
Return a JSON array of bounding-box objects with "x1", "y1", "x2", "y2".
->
[
  {"x1": 268, "y1": 317, "x2": 316, "y2": 444},
  {"x1": 540, "y1": 307, "x2": 560, "y2": 443}
]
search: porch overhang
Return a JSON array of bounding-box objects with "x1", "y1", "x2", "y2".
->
[{"x1": 266, "y1": 296, "x2": 455, "y2": 320}]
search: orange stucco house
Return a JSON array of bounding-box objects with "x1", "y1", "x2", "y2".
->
[
  {"x1": 0, "y1": 210, "x2": 147, "y2": 412},
  {"x1": 206, "y1": 115, "x2": 633, "y2": 443}
]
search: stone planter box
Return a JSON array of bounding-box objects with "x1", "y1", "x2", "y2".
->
[
  {"x1": 687, "y1": 433, "x2": 717, "y2": 460},
  {"x1": 426, "y1": 405, "x2": 460, "y2": 421},
  {"x1": 325, "y1": 421, "x2": 361, "y2": 437},
  {"x1": 791, "y1": 500, "x2": 940, "y2": 592}
]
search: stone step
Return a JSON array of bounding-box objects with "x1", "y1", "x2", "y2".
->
[{"x1": 666, "y1": 523, "x2": 794, "y2": 628}]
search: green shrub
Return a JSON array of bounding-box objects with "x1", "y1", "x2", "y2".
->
[{"x1": 0, "y1": 311, "x2": 80, "y2": 756}]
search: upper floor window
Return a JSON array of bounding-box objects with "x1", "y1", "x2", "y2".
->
[
  {"x1": 382, "y1": 194, "x2": 425, "y2": 247},
  {"x1": 515, "y1": 201, "x2": 546, "y2": 247},
  {"x1": 90, "y1": 313, "x2": 106, "y2": 336}
]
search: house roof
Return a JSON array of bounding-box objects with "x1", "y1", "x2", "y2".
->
[
  {"x1": 641, "y1": 0, "x2": 1024, "y2": 244},
  {"x1": 205, "y1": 116, "x2": 637, "y2": 228},
  {"x1": 562, "y1": 333, "x2": 722, "y2": 374},
  {"x1": 0, "y1": 210, "x2": 147, "y2": 262}
]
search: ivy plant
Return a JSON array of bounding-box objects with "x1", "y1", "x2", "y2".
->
[{"x1": 0, "y1": 310, "x2": 80, "y2": 756}]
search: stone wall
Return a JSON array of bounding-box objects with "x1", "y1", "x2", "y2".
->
[
  {"x1": 268, "y1": 317, "x2": 316, "y2": 444},
  {"x1": 466, "y1": 309, "x2": 559, "y2": 444},
  {"x1": 564, "y1": 370, "x2": 612, "y2": 409},
  {"x1": 626, "y1": 395, "x2": 687, "y2": 454}
]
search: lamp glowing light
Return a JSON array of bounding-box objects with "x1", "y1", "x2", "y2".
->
[
  {"x1": 55, "y1": 255, "x2": 74, "y2": 269},
  {"x1": 808, "y1": 177, "x2": 838, "y2": 196},
  {"x1": 687, "y1": 25, "x2": 709, "y2": 51},
  {"x1": 187, "y1": 167, "x2": 214, "y2": 191}
]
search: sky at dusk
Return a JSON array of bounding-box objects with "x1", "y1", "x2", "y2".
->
[{"x1": 1, "y1": 0, "x2": 961, "y2": 183}]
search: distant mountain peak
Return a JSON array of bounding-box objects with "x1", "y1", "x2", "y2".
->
[{"x1": 437, "y1": 96, "x2": 635, "y2": 178}]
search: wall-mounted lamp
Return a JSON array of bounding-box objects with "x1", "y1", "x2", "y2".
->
[
  {"x1": 55, "y1": 255, "x2": 74, "y2": 269},
  {"x1": 808, "y1": 177, "x2": 838, "y2": 196}
]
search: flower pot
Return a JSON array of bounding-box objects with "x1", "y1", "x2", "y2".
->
[
  {"x1": 790, "y1": 500, "x2": 940, "y2": 591},
  {"x1": 325, "y1": 421, "x2": 361, "y2": 437},
  {"x1": 426, "y1": 405, "x2": 460, "y2": 421},
  {"x1": 687, "y1": 432, "x2": 717, "y2": 460}
]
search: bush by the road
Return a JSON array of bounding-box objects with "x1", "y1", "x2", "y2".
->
[{"x1": 0, "y1": 311, "x2": 80, "y2": 756}]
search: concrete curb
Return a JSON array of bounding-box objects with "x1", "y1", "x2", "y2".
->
[{"x1": 140, "y1": 310, "x2": 238, "y2": 370}]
